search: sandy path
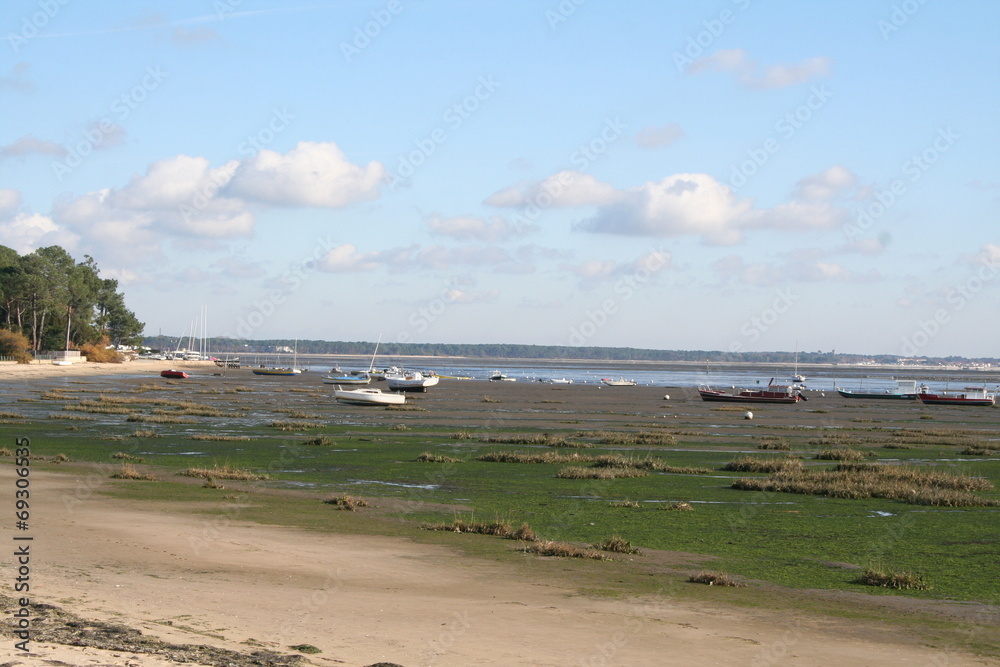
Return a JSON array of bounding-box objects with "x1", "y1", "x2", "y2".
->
[{"x1": 0, "y1": 468, "x2": 993, "y2": 667}]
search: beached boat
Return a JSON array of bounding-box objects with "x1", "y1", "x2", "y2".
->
[
  {"x1": 549, "y1": 378, "x2": 573, "y2": 384},
  {"x1": 213, "y1": 356, "x2": 240, "y2": 369},
  {"x1": 251, "y1": 367, "x2": 302, "y2": 376},
  {"x1": 386, "y1": 371, "x2": 440, "y2": 392},
  {"x1": 917, "y1": 386, "x2": 996, "y2": 407},
  {"x1": 333, "y1": 386, "x2": 406, "y2": 406},
  {"x1": 322, "y1": 369, "x2": 371, "y2": 385},
  {"x1": 698, "y1": 381, "x2": 805, "y2": 403},
  {"x1": 489, "y1": 371, "x2": 515, "y2": 382},
  {"x1": 160, "y1": 369, "x2": 188, "y2": 379},
  {"x1": 837, "y1": 379, "x2": 926, "y2": 400},
  {"x1": 602, "y1": 378, "x2": 636, "y2": 386}
]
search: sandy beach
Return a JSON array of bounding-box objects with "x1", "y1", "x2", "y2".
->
[{"x1": 1, "y1": 360, "x2": 997, "y2": 666}]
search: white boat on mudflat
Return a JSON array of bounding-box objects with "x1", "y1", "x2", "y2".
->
[
  {"x1": 386, "y1": 371, "x2": 440, "y2": 392},
  {"x1": 333, "y1": 387, "x2": 406, "y2": 406},
  {"x1": 602, "y1": 378, "x2": 636, "y2": 386},
  {"x1": 489, "y1": 370, "x2": 515, "y2": 382}
]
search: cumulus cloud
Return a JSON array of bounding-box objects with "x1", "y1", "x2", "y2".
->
[
  {"x1": 561, "y1": 249, "x2": 671, "y2": 286},
  {"x1": 318, "y1": 243, "x2": 384, "y2": 273},
  {"x1": 0, "y1": 188, "x2": 20, "y2": 213},
  {"x1": 226, "y1": 141, "x2": 385, "y2": 207},
  {"x1": 0, "y1": 135, "x2": 67, "y2": 161},
  {"x1": 0, "y1": 211, "x2": 79, "y2": 255},
  {"x1": 634, "y1": 123, "x2": 684, "y2": 149},
  {"x1": 425, "y1": 213, "x2": 535, "y2": 242},
  {"x1": 688, "y1": 48, "x2": 830, "y2": 89},
  {"x1": 577, "y1": 173, "x2": 752, "y2": 245}
]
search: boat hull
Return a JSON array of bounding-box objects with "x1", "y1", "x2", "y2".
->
[
  {"x1": 251, "y1": 368, "x2": 301, "y2": 376},
  {"x1": 837, "y1": 390, "x2": 917, "y2": 400},
  {"x1": 333, "y1": 388, "x2": 405, "y2": 405},
  {"x1": 160, "y1": 370, "x2": 188, "y2": 379},
  {"x1": 698, "y1": 388, "x2": 802, "y2": 404},
  {"x1": 917, "y1": 394, "x2": 995, "y2": 407}
]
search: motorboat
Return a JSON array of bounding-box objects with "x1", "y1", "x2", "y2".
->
[
  {"x1": 698, "y1": 380, "x2": 805, "y2": 403},
  {"x1": 160, "y1": 369, "x2": 189, "y2": 379},
  {"x1": 602, "y1": 378, "x2": 636, "y2": 386},
  {"x1": 917, "y1": 386, "x2": 996, "y2": 407},
  {"x1": 837, "y1": 379, "x2": 926, "y2": 400},
  {"x1": 322, "y1": 369, "x2": 371, "y2": 385},
  {"x1": 386, "y1": 370, "x2": 440, "y2": 392}
]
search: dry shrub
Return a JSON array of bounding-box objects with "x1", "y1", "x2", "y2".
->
[
  {"x1": 386, "y1": 404, "x2": 426, "y2": 412},
  {"x1": 481, "y1": 396, "x2": 500, "y2": 403},
  {"x1": 575, "y1": 431, "x2": 676, "y2": 446},
  {"x1": 476, "y1": 450, "x2": 594, "y2": 464},
  {"x1": 688, "y1": 571, "x2": 744, "y2": 587},
  {"x1": 450, "y1": 431, "x2": 474, "y2": 440},
  {"x1": 190, "y1": 434, "x2": 253, "y2": 442},
  {"x1": 755, "y1": 441, "x2": 791, "y2": 451},
  {"x1": 557, "y1": 466, "x2": 648, "y2": 480},
  {"x1": 480, "y1": 433, "x2": 566, "y2": 446},
  {"x1": 110, "y1": 463, "x2": 156, "y2": 481},
  {"x1": 181, "y1": 465, "x2": 269, "y2": 481},
  {"x1": 609, "y1": 499, "x2": 641, "y2": 508},
  {"x1": 202, "y1": 478, "x2": 226, "y2": 490},
  {"x1": 129, "y1": 429, "x2": 159, "y2": 438},
  {"x1": 50, "y1": 453, "x2": 71, "y2": 463},
  {"x1": 48, "y1": 413, "x2": 94, "y2": 421},
  {"x1": 269, "y1": 420, "x2": 323, "y2": 430},
  {"x1": 127, "y1": 414, "x2": 195, "y2": 424},
  {"x1": 732, "y1": 464, "x2": 997, "y2": 507},
  {"x1": 80, "y1": 340, "x2": 124, "y2": 363},
  {"x1": 416, "y1": 452, "x2": 462, "y2": 463},
  {"x1": 856, "y1": 566, "x2": 929, "y2": 590},
  {"x1": 323, "y1": 494, "x2": 369, "y2": 511},
  {"x1": 961, "y1": 446, "x2": 994, "y2": 456},
  {"x1": 422, "y1": 518, "x2": 537, "y2": 542},
  {"x1": 522, "y1": 541, "x2": 608, "y2": 560},
  {"x1": 0, "y1": 411, "x2": 23, "y2": 419},
  {"x1": 721, "y1": 456, "x2": 802, "y2": 474},
  {"x1": 0, "y1": 329, "x2": 32, "y2": 363},
  {"x1": 112, "y1": 452, "x2": 143, "y2": 461},
  {"x1": 301, "y1": 436, "x2": 332, "y2": 446},
  {"x1": 661, "y1": 501, "x2": 693, "y2": 511},
  {"x1": 595, "y1": 536, "x2": 641, "y2": 555}
]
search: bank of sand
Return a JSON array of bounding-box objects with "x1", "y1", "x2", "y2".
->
[{"x1": 0, "y1": 361, "x2": 997, "y2": 666}]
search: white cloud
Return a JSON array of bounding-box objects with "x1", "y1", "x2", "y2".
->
[
  {"x1": 227, "y1": 141, "x2": 385, "y2": 208},
  {"x1": 0, "y1": 211, "x2": 79, "y2": 254},
  {"x1": 318, "y1": 243, "x2": 383, "y2": 273},
  {"x1": 634, "y1": 123, "x2": 684, "y2": 149},
  {"x1": 688, "y1": 48, "x2": 830, "y2": 89},
  {"x1": 712, "y1": 254, "x2": 880, "y2": 286},
  {"x1": 577, "y1": 173, "x2": 751, "y2": 245},
  {"x1": 425, "y1": 213, "x2": 534, "y2": 242}
]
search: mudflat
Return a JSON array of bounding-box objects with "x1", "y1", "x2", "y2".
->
[{"x1": 0, "y1": 360, "x2": 997, "y2": 666}]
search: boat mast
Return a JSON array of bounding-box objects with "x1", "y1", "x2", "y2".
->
[{"x1": 368, "y1": 333, "x2": 382, "y2": 372}]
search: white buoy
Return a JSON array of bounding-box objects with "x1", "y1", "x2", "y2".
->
[
  {"x1": 663, "y1": 394, "x2": 670, "y2": 400},
  {"x1": 744, "y1": 410, "x2": 753, "y2": 420}
]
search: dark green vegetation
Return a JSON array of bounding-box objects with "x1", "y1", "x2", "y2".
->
[
  {"x1": 0, "y1": 244, "x2": 143, "y2": 354},
  {"x1": 141, "y1": 334, "x2": 1000, "y2": 366},
  {"x1": 4, "y1": 371, "x2": 999, "y2": 655}
]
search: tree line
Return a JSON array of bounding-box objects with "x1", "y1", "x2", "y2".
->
[{"x1": 0, "y1": 245, "x2": 144, "y2": 354}]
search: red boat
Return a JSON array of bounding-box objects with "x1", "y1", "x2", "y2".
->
[
  {"x1": 698, "y1": 380, "x2": 805, "y2": 404},
  {"x1": 917, "y1": 386, "x2": 995, "y2": 407},
  {"x1": 160, "y1": 369, "x2": 189, "y2": 379}
]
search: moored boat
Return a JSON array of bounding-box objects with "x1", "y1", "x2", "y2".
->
[
  {"x1": 251, "y1": 367, "x2": 302, "y2": 376},
  {"x1": 837, "y1": 379, "x2": 927, "y2": 400},
  {"x1": 698, "y1": 380, "x2": 805, "y2": 403},
  {"x1": 333, "y1": 386, "x2": 406, "y2": 406},
  {"x1": 602, "y1": 378, "x2": 636, "y2": 386},
  {"x1": 917, "y1": 386, "x2": 996, "y2": 407},
  {"x1": 160, "y1": 369, "x2": 188, "y2": 379},
  {"x1": 386, "y1": 371, "x2": 440, "y2": 392},
  {"x1": 322, "y1": 369, "x2": 371, "y2": 385}
]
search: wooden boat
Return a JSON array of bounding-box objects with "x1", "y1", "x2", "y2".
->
[
  {"x1": 602, "y1": 378, "x2": 636, "y2": 386},
  {"x1": 698, "y1": 380, "x2": 805, "y2": 404},
  {"x1": 160, "y1": 369, "x2": 188, "y2": 379},
  {"x1": 386, "y1": 371, "x2": 439, "y2": 392},
  {"x1": 837, "y1": 379, "x2": 926, "y2": 400},
  {"x1": 333, "y1": 387, "x2": 406, "y2": 406},
  {"x1": 917, "y1": 387, "x2": 996, "y2": 407}
]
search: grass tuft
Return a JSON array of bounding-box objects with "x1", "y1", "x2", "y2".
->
[
  {"x1": 688, "y1": 571, "x2": 744, "y2": 587},
  {"x1": 856, "y1": 566, "x2": 930, "y2": 590},
  {"x1": 595, "y1": 536, "x2": 641, "y2": 555},
  {"x1": 323, "y1": 494, "x2": 369, "y2": 511},
  {"x1": 416, "y1": 452, "x2": 462, "y2": 463}
]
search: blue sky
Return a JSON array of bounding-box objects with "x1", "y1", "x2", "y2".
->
[{"x1": 2, "y1": 1, "x2": 997, "y2": 356}]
